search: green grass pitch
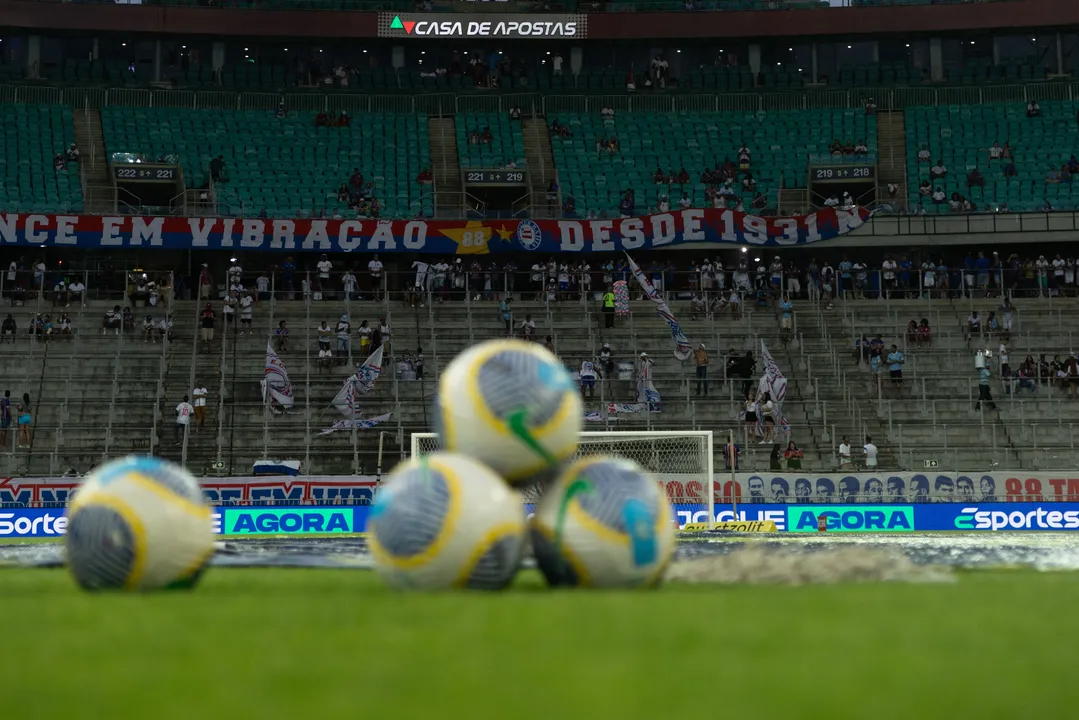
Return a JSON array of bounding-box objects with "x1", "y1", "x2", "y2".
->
[{"x1": 0, "y1": 566, "x2": 1076, "y2": 718}]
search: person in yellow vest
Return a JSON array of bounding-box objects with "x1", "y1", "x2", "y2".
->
[{"x1": 602, "y1": 287, "x2": 615, "y2": 328}]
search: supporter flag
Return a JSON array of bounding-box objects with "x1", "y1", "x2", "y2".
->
[
  {"x1": 355, "y1": 344, "x2": 385, "y2": 395},
  {"x1": 261, "y1": 342, "x2": 294, "y2": 410},
  {"x1": 758, "y1": 339, "x2": 788, "y2": 402},
  {"x1": 755, "y1": 339, "x2": 791, "y2": 441},
  {"x1": 315, "y1": 412, "x2": 394, "y2": 437},
  {"x1": 331, "y1": 344, "x2": 385, "y2": 419},
  {"x1": 331, "y1": 375, "x2": 358, "y2": 419},
  {"x1": 625, "y1": 253, "x2": 692, "y2": 360}
]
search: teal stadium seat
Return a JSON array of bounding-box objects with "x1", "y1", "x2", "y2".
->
[
  {"x1": 905, "y1": 100, "x2": 1079, "y2": 213},
  {"x1": 100, "y1": 107, "x2": 432, "y2": 218},
  {"x1": 549, "y1": 109, "x2": 876, "y2": 217},
  {"x1": 0, "y1": 103, "x2": 81, "y2": 213},
  {"x1": 455, "y1": 113, "x2": 527, "y2": 170}
]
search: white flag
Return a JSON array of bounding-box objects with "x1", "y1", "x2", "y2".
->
[
  {"x1": 314, "y1": 412, "x2": 394, "y2": 437},
  {"x1": 331, "y1": 374, "x2": 358, "y2": 419},
  {"x1": 355, "y1": 344, "x2": 384, "y2": 395},
  {"x1": 263, "y1": 342, "x2": 294, "y2": 409},
  {"x1": 758, "y1": 340, "x2": 787, "y2": 402}
]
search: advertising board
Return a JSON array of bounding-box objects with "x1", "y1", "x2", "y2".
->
[{"x1": 2, "y1": 503, "x2": 1079, "y2": 538}]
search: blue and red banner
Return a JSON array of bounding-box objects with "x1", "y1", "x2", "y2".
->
[{"x1": 0, "y1": 207, "x2": 870, "y2": 254}]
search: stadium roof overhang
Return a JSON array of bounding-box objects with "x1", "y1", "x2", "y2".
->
[{"x1": 0, "y1": 0, "x2": 1072, "y2": 40}]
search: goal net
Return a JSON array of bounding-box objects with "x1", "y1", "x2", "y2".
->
[{"x1": 409, "y1": 431, "x2": 715, "y2": 522}]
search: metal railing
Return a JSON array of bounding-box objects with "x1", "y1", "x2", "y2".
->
[{"x1": 3, "y1": 81, "x2": 1077, "y2": 117}]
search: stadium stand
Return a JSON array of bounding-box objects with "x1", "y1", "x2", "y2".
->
[
  {"x1": 0, "y1": 104, "x2": 81, "y2": 214},
  {"x1": 455, "y1": 113, "x2": 528, "y2": 169},
  {"x1": 8, "y1": 268, "x2": 1074, "y2": 480},
  {"x1": 99, "y1": 107, "x2": 432, "y2": 218},
  {"x1": 906, "y1": 100, "x2": 1079, "y2": 213},
  {"x1": 548, "y1": 109, "x2": 876, "y2": 217}
]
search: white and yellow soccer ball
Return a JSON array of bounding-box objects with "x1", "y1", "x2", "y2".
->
[
  {"x1": 435, "y1": 339, "x2": 581, "y2": 487},
  {"x1": 530, "y1": 456, "x2": 676, "y2": 588},
  {"x1": 65, "y1": 456, "x2": 215, "y2": 591},
  {"x1": 369, "y1": 452, "x2": 526, "y2": 590}
]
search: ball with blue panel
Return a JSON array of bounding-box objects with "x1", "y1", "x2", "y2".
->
[
  {"x1": 435, "y1": 339, "x2": 582, "y2": 487},
  {"x1": 530, "y1": 456, "x2": 676, "y2": 588},
  {"x1": 65, "y1": 456, "x2": 215, "y2": 591},
  {"x1": 369, "y1": 452, "x2": 526, "y2": 590}
]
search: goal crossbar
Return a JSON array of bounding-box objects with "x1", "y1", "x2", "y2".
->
[{"x1": 410, "y1": 430, "x2": 715, "y2": 523}]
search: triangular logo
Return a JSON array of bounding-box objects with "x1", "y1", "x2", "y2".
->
[
  {"x1": 402, "y1": 20, "x2": 416, "y2": 34},
  {"x1": 389, "y1": 15, "x2": 404, "y2": 29}
]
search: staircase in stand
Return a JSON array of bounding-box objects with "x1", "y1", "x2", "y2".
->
[
  {"x1": 522, "y1": 117, "x2": 558, "y2": 218},
  {"x1": 875, "y1": 110, "x2": 908, "y2": 211},
  {"x1": 427, "y1": 117, "x2": 463, "y2": 218},
  {"x1": 74, "y1": 108, "x2": 116, "y2": 214}
]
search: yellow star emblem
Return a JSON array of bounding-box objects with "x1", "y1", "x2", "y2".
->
[{"x1": 438, "y1": 221, "x2": 494, "y2": 255}]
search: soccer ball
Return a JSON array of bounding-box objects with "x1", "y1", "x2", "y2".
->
[
  {"x1": 530, "y1": 456, "x2": 676, "y2": 588},
  {"x1": 65, "y1": 456, "x2": 215, "y2": 591},
  {"x1": 435, "y1": 339, "x2": 581, "y2": 486},
  {"x1": 369, "y1": 452, "x2": 526, "y2": 590}
]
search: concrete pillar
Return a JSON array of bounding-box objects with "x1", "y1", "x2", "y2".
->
[
  {"x1": 811, "y1": 43, "x2": 819, "y2": 84},
  {"x1": 929, "y1": 38, "x2": 943, "y2": 82},
  {"x1": 1057, "y1": 32, "x2": 1064, "y2": 75},
  {"x1": 748, "y1": 43, "x2": 761, "y2": 77},
  {"x1": 570, "y1": 46, "x2": 583, "y2": 76},
  {"x1": 92, "y1": 38, "x2": 99, "y2": 61},
  {"x1": 212, "y1": 41, "x2": 225, "y2": 73},
  {"x1": 27, "y1": 35, "x2": 41, "y2": 79},
  {"x1": 153, "y1": 39, "x2": 162, "y2": 82}
]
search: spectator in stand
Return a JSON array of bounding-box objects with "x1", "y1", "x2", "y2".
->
[
  {"x1": 785, "y1": 441, "x2": 803, "y2": 470},
  {"x1": 192, "y1": 383, "x2": 208, "y2": 434},
  {"x1": 919, "y1": 180, "x2": 931, "y2": 197},
  {"x1": 1026, "y1": 99, "x2": 1041, "y2": 118},
  {"x1": 416, "y1": 167, "x2": 433, "y2": 185},
  {"x1": 562, "y1": 194, "x2": 576, "y2": 217},
  {"x1": 353, "y1": 319, "x2": 372, "y2": 356},
  {"x1": 864, "y1": 98, "x2": 877, "y2": 115},
  {"x1": 854, "y1": 139, "x2": 868, "y2": 155},
  {"x1": 158, "y1": 313, "x2": 174, "y2": 343},
  {"x1": 377, "y1": 317, "x2": 391, "y2": 352},
  {"x1": 142, "y1": 314, "x2": 156, "y2": 342},
  {"x1": 368, "y1": 254, "x2": 383, "y2": 300},
  {"x1": 737, "y1": 144, "x2": 751, "y2": 170},
  {"x1": 336, "y1": 314, "x2": 351, "y2": 358},
  {"x1": 988, "y1": 141, "x2": 1003, "y2": 162},
  {"x1": 967, "y1": 167, "x2": 984, "y2": 189},
  {"x1": 174, "y1": 394, "x2": 194, "y2": 445},
  {"x1": 102, "y1": 305, "x2": 121, "y2": 336},
  {"x1": 509, "y1": 106, "x2": 522, "y2": 121},
  {"x1": 838, "y1": 435, "x2": 852, "y2": 469},
  {"x1": 2, "y1": 313, "x2": 17, "y2": 345},
  {"x1": 1047, "y1": 165, "x2": 1061, "y2": 183},
  {"x1": 694, "y1": 343, "x2": 709, "y2": 397},
  {"x1": 917, "y1": 144, "x2": 931, "y2": 163},
  {"x1": 932, "y1": 186, "x2": 946, "y2": 204},
  {"x1": 199, "y1": 303, "x2": 216, "y2": 353},
  {"x1": 519, "y1": 314, "x2": 536, "y2": 341},
  {"x1": 209, "y1": 155, "x2": 226, "y2": 182},
  {"x1": 930, "y1": 159, "x2": 947, "y2": 179},
  {"x1": 1060, "y1": 164, "x2": 1073, "y2": 183},
  {"x1": 1003, "y1": 159, "x2": 1018, "y2": 178},
  {"x1": 625, "y1": 69, "x2": 636, "y2": 91}
]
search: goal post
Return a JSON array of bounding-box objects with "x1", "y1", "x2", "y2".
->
[{"x1": 410, "y1": 430, "x2": 715, "y2": 524}]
